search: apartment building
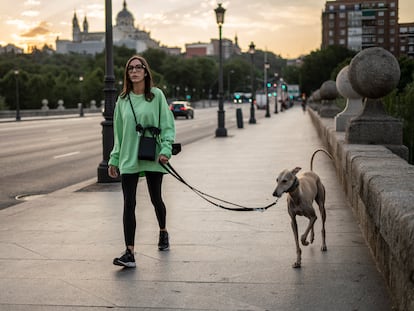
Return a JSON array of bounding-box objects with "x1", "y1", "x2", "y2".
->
[
  {"x1": 321, "y1": 0, "x2": 412, "y2": 58},
  {"x1": 399, "y1": 22, "x2": 414, "y2": 58}
]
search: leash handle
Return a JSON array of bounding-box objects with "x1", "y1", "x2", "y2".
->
[{"x1": 161, "y1": 162, "x2": 278, "y2": 212}]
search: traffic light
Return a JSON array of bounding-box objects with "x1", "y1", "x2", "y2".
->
[
  {"x1": 266, "y1": 82, "x2": 271, "y2": 88},
  {"x1": 281, "y1": 84, "x2": 287, "y2": 90}
]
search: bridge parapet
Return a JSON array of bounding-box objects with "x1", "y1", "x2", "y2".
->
[{"x1": 309, "y1": 109, "x2": 414, "y2": 311}]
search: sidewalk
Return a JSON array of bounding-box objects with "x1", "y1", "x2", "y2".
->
[{"x1": 0, "y1": 105, "x2": 394, "y2": 310}]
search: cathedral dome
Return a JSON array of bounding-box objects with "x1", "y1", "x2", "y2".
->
[{"x1": 116, "y1": 0, "x2": 134, "y2": 27}]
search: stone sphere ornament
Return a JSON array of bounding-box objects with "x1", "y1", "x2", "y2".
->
[
  {"x1": 336, "y1": 66, "x2": 361, "y2": 100},
  {"x1": 335, "y1": 65, "x2": 363, "y2": 131},
  {"x1": 320, "y1": 80, "x2": 338, "y2": 100},
  {"x1": 348, "y1": 47, "x2": 400, "y2": 99}
]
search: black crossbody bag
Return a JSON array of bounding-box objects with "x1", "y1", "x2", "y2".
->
[{"x1": 128, "y1": 95, "x2": 180, "y2": 161}]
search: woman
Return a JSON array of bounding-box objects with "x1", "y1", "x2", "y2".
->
[{"x1": 108, "y1": 55, "x2": 175, "y2": 268}]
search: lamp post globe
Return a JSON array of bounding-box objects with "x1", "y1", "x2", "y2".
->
[
  {"x1": 214, "y1": 3, "x2": 227, "y2": 137},
  {"x1": 248, "y1": 42, "x2": 256, "y2": 124}
]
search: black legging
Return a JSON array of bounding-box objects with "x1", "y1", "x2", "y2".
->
[{"x1": 121, "y1": 172, "x2": 166, "y2": 247}]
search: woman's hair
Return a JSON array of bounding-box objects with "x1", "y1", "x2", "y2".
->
[{"x1": 120, "y1": 55, "x2": 154, "y2": 101}]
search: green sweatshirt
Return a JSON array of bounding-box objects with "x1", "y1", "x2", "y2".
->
[{"x1": 108, "y1": 87, "x2": 176, "y2": 175}]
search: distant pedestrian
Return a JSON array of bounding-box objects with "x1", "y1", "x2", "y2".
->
[{"x1": 108, "y1": 55, "x2": 176, "y2": 268}]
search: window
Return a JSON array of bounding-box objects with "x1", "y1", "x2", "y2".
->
[
  {"x1": 339, "y1": 12, "x2": 346, "y2": 18},
  {"x1": 340, "y1": 29, "x2": 346, "y2": 36},
  {"x1": 390, "y1": 19, "x2": 395, "y2": 25},
  {"x1": 390, "y1": 11, "x2": 395, "y2": 17},
  {"x1": 390, "y1": 2, "x2": 396, "y2": 8},
  {"x1": 329, "y1": 5, "x2": 334, "y2": 11},
  {"x1": 329, "y1": 30, "x2": 334, "y2": 37},
  {"x1": 340, "y1": 5, "x2": 345, "y2": 10},
  {"x1": 329, "y1": 22, "x2": 334, "y2": 28},
  {"x1": 378, "y1": 20, "x2": 384, "y2": 25},
  {"x1": 339, "y1": 39, "x2": 345, "y2": 45},
  {"x1": 378, "y1": 28, "x2": 384, "y2": 34},
  {"x1": 329, "y1": 13, "x2": 335, "y2": 20},
  {"x1": 378, "y1": 11, "x2": 384, "y2": 17},
  {"x1": 378, "y1": 37, "x2": 384, "y2": 43}
]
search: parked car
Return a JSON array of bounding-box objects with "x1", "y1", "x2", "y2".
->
[{"x1": 170, "y1": 101, "x2": 194, "y2": 119}]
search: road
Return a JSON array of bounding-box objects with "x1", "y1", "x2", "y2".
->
[{"x1": 0, "y1": 104, "x2": 263, "y2": 209}]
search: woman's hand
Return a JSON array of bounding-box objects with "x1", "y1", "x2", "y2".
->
[
  {"x1": 108, "y1": 165, "x2": 119, "y2": 178},
  {"x1": 158, "y1": 154, "x2": 169, "y2": 164}
]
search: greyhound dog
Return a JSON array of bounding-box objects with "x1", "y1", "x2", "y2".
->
[{"x1": 273, "y1": 149, "x2": 332, "y2": 268}]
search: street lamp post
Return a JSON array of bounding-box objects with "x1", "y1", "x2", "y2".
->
[
  {"x1": 264, "y1": 53, "x2": 270, "y2": 118},
  {"x1": 248, "y1": 42, "x2": 256, "y2": 124},
  {"x1": 14, "y1": 70, "x2": 20, "y2": 121},
  {"x1": 215, "y1": 3, "x2": 227, "y2": 137},
  {"x1": 97, "y1": 0, "x2": 118, "y2": 183},
  {"x1": 274, "y1": 73, "x2": 279, "y2": 114},
  {"x1": 79, "y1": 76, "x2": 84, "y2": 117},
  {"x1": 227, "y1": 69, "x2": 234, "y2": 101}
]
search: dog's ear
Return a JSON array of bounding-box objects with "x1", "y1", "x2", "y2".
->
[{"x1": 291, "y1": 167, "x2": 301, "y2": 175}]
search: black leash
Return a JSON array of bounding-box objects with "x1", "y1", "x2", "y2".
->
[{"x1": 161, "y1": 162, "x2": 278, "y2": 212}]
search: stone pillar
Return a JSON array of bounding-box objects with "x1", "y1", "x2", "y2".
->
[
  {"x1": 41, "y1": 99, "x2": 49, "y2": 110},
  {"x1": 346, "y1": 47, "x2": 408, "y2": 160},
  {"x1": 308, "y1": 89, "x2": 321, "y2": 111},
  {"x1": 319, "y1": 80, "x2": 341, "y2": 118},
  {"x1": 57, "y1": 99, "x2": 65, "y2": 110},
  {"x1": 335, "y1": 65, "x2": 363, "y2": 131},
  {"x1": 90, "y1": 100, "x2": 97, "y2": 110}
]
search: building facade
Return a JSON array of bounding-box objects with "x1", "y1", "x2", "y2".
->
[
  {"x1": 185, "y1": 35, "x2": 241, "y2": 59},
  {"x1": 56, "y1": 0, "x2": 177, "y2": 55},
  {"x1": 321, "y1": 0, "x2": 413, "y2": 58},
  {"x1": 398, "y1": 22, "x2": 414, "y2": 58}
]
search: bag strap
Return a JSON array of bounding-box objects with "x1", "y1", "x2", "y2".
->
[
  {"x1": 128, "y1": 93, "x2": 161, "y2": 137},
  {"x1": 128, "y1": 94, "x2": 138, "y2": 126}
]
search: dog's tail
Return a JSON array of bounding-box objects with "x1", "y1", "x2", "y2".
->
[{"x1": 310, "y1": 149, "x2": 333, "y2": 171}]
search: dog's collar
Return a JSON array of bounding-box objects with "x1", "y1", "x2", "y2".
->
[{"x1": 286, "y1": 177, "x2": 299, "y2": 193}]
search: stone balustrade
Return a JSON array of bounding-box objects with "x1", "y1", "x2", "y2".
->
[{"x1": 309, "y1": 47, "x2": 414, "y2": 311}]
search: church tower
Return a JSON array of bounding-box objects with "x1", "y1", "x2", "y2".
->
[
  {"x1": 83, "y1": 16, "x2": 89, "y2": 34},
  {"x1": 72, "y1": 12, "x2": 81, "y2": 42}
]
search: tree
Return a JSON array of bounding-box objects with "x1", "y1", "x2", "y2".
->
[{"x1": 299, "y1": 45, "x2": 355, "y2": 96}]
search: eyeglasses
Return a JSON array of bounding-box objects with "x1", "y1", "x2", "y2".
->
[{"x1": 127, "y1": 64, "x2": 146, "y2": 72}]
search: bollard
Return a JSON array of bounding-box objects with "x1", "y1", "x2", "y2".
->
[
  {"x1": 236, "y1": 108, "x2": 243, "y2": 128},
  {"x1": 78, "y1": 103, "x2": 84, "y2": 117}
]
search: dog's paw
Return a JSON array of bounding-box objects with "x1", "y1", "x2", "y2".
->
[
  {"x1": 292, "y1": 262, "x2": 301, "y2": 268},
  {"x1": 301, "y1": 239, "x2": 309, "y2": 246},
  {"x1": 321, "y1": 245, "x2": 327, "y2": 252}
]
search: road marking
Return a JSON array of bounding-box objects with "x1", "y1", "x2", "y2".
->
[{"x1": 53, "y1": 151, "x2": 80, "y2": 159}]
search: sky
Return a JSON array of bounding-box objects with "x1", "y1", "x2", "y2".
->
[{"x1": 0, "y1": 0, "x2": 413, "y2": 58}]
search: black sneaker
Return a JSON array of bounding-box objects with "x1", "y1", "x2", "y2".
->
[
  {"x1": 113, "y1": 249, "x2": 136, "y2": 268},
  {"x1": 158, "y1": 231, "x2": 169, "y2": 251}
]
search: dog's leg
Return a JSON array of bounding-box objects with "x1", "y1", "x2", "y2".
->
[
  {"x1": 316, "y1": 182, "x2": 327, "y2": 252},
  {"x1": 301, "y1": 214, "x2": 317, "y2": 246},
  {"x1": 310, "y1": 224, "x2": 315, "y2": 244},
  {"x1": 290, "y1": 215, "x2": 302, "y2": 268}
]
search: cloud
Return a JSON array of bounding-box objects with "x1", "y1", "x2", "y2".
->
[
  {"x1": 21, "y1": 21, "x2": 51, "y2": 37},
  {"x1": 24, "y1": 0, "x2": 40, "y2": 6},
  {"x1": 22, "y1": 10, "x2": 39, "y2": 17}
]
